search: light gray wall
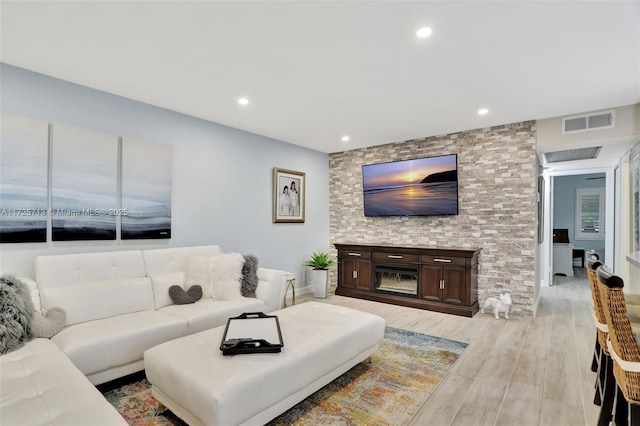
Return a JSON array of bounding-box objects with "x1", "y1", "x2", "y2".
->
[
  {"x1": 553, "y1": 173, "x2": 606, "y2": 257},
  {"x1": 0, "y1": 64, "x2": 330, "y2": 286}
]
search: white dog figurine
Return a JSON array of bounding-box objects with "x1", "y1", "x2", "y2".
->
[{"x1": 481, "y1": 293, "x2": 512, "y2": 319}]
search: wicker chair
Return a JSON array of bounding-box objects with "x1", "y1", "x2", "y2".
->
[
  {"x1": 587, "y1": 252, "x2": 602, "y2": 371},
  {"x1": 597, "y1": 266, "x2": 640, "y2": 426},
  {"x1": 587, "y1": 255, "x2": 609, "y2": 407},
  {"x1": 588, "y1": 252, "x2": 640, "y2": 379}
]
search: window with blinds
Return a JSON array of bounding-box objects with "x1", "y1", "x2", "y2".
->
[{"x1": 575, "y1": 188, "x2": 605, "y2": 240}]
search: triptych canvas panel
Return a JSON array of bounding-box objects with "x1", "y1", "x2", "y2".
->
[
  {"x1": 51, "y1": 123, "x2": 118, "y2": 241},
  {"x1": 121, "y1": 137, "x2": 172, "y2": 239},
  {"x1": 0, "y1": 114, "x2": 172, "y2": 243},
  {"x1": 0, "y1": 114, "x2": 49, "y2": 243}
]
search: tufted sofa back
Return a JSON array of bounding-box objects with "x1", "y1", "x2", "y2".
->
[
  {"x1": 35, "y1": 250, "x2": 153, "y2": 326},
  {"x1": 143, "y1": 245, "x2": 222, "y2": 275}
]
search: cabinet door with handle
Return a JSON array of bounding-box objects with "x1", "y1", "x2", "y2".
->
[
  {"x1": 340, "y1": 259, "x2": 371, "y2": 291},
  {"x1": 340, "y1": 259, "x2": 357, "y2": 289},
  {"x1": 441, "y1": 266, "x2": 466, "y2": 305},
  {"x1": 354, "y1": 260, "x2": 371, "y2": 291},
  {"x1": 420, "y1": 265, "x2": 442, "y2": 302}
]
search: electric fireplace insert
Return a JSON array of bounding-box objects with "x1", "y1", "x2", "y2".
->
[{"x1": 374, "y1": 264, "x2": 418, "y2": 298}]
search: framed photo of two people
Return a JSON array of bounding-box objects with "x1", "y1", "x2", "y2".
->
[{"x1": 273, "y1": 167, "x2": 305, "y2": 223}]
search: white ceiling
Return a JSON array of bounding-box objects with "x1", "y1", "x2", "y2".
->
[{"x1": 1, "y1": 1, "x2": 639, "y2": 157}]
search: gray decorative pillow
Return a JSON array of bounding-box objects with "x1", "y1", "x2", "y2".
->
[
  {"x1": 32, "y1": 307, "x2": 67, "y2": 338},
  {"x1": 0, "y1": 275, "x2": 35, "y2": 354},
  {"x1": 240, "y1": 255, "x2": 259, "y2": 298},
  {"x1": 169, "y1": 285, "x2": 203, "y2": 305}
]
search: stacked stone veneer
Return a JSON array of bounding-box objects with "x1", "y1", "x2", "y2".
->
[{"x1": 329, "y1": 121, "x2": 538, "y2": 316}]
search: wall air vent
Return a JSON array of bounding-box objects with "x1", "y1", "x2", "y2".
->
[
  {"x1": 562, "y1": 110, "x2": 615, "y2": 134},
  {"x1": 543, "y1": 146, "x2": 602, "y2": 163}
]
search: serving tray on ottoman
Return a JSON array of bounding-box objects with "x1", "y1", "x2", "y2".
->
[
  {"x1": 144, "y1": 302, "x2": 385, "y2": 426},
  {"x1": 220, "y1": 312, "x2": 284, "y2": 355}
]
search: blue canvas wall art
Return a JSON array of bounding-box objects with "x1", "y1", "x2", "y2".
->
[
  {"x1": 51, "y1": 123, "x2": 118, "y2": 241},
  {"x1": 0, "y1": 114, "x2": 48, "y2": 243},
  {"x1": 121, "y1": 137, "x2": 172, "y2": 239}
]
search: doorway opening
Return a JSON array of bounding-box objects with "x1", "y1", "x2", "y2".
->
[{"x1": 548, "y1": 172, "x2": 607, "y2": 286}]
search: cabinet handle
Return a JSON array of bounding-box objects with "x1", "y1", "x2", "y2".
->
[
  {"x1": 353, "y1": 270, "x2": 358, "y2": 279},
  {"x1": 433, "y1": 258, "x2": 452, "y2": 263},
  {"x1": 387, "y1": 255, "x2": 403, "y2": 259},
  {"x1": 348, "y1": 252, "x2": 362, "y2": 257},
  {"x1": 440, "y1": 279, "x2": 445, "y2": 289}
]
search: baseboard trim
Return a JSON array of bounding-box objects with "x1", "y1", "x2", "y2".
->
[{"x1": 284, "y1": 285, "x2": 312, "y2": 304}]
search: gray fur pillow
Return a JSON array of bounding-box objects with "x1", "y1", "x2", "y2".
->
[
  {"x1": 32, "y1": 307, "x2": 67, "y2": 338},
  {"x1": 0, "y1": 275, "x2": 35, "y2": 354},
  {"x1": 169, "y1": 285, "x2": 203, "y2": 305},
  {"x1": 240, "y1": 255, "x2": 259, "y2": 298}
]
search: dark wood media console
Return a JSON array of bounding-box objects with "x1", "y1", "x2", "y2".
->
[{"x1": 335, "y1": 243, "x2": 481, "y2": 317}]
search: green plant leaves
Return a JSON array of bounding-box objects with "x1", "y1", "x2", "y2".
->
[{"x1": 304, "y1": 251, "x2": 335, "y2": 270}]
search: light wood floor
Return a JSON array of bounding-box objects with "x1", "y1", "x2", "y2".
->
[{"x1": 296, "y1": 268, "x2": 598, "y2": 426}]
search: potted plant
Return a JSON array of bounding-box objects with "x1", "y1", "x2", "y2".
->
[{"x1": 305, "y1": 251, "x2": 336, "y2": 298}]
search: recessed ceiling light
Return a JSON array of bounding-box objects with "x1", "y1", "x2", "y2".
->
[
  {"x1": 238, "y1": 98, "x2": 249, "y2": 105},
  {"x1": 341, "y1": 136, "x2": 350, "y2": 142},
  {"x1": 416, "y1": 27, "x2": 432, "y2": 38},
  {"x1": 478, "y1": 108, "x2": 489, "y2": 116}
]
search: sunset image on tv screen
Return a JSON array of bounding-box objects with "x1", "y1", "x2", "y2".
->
[{"x1": 362, "y1": 154, "x2": 458, "y2": 216}]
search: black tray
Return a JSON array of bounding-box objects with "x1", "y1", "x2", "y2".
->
[{"x1": 220, "y1": 312, "x2": 284, "y2": 355}]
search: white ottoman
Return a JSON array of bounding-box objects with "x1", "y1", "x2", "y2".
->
[{"x1": 144, "y1": 302, "x2": 385, "y2": 426}]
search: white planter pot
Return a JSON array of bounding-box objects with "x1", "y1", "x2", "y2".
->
[{"x1": 309, "y1": 269, "x2": 329, "y2": 298}]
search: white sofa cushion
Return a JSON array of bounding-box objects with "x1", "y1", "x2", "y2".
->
[
  {"x1": 150, "y1": 271, "x2": 185, "y2": 309},
  {"x1": 36, "y1": 250, "x2": 147, "y2": 287},
  {"x1": 143, "y1": 245, "x2": 222, "y2": 275},
  {"x1": 40, "y1": 277, "x2": 155, "y2": 326},
  {"x1": 160, "y1": 298, "x2": 266, "y2": 335},
  {"x1": 0, "y1": 338, "x2": 127, "y2": 425},
  {"x1": 51, "y1": 310, "x2": 188, "y2": 378}
]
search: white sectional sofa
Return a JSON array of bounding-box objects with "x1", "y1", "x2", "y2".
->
[
  {"x1": 0, "y1": 338, "x2": 128, "y2": 425},
  {"x1": 1, "y1": 245, "x2": 291, "y2": 425}
]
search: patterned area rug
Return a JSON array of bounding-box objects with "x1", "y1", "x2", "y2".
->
[{"x1": 102, "y1": 327, "x2": 467, "y2": 426}]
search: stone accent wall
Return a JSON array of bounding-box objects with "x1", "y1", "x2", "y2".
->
[{"x1": 329, "y1": 121, "x2": 538, "y2": 316}]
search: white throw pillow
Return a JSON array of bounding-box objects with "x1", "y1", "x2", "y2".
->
[
  {"x1": 18, "y1": 277, "x2": 42, "y2": 313},
  {"x1": 185, "y1": 255, "x2": 214, "y2": 298},
  {"x1": 207, "y1": 253, "x2": 244, "y2": 301}
]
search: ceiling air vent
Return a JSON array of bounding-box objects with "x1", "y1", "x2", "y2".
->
[
  {"x1": 562, "y1": 110, "x2": 615, "y2": 134},
  {"x1": 543, "y1": 146, "x2": 602, "y2": 163}
]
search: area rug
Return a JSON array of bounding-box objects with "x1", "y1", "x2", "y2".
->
[{"x1": 102, "y1": 327, "x2": 467, "y2": 426}]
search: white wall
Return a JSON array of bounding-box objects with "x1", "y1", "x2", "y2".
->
[
  {"x1": 0, "y1": 64, "x2": 330, "y2": 287},
  {"x1": 537, "y1": 104, "x2": 640, "y2": 146}
]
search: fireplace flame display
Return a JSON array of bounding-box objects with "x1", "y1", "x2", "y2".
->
[{"x1": 374, "y1": 265, "x2": 418, "y2": 297}]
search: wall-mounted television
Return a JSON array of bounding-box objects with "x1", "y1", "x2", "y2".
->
[{"x1": 362, "y1": 154, "x2": 459, "y2": 217}]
